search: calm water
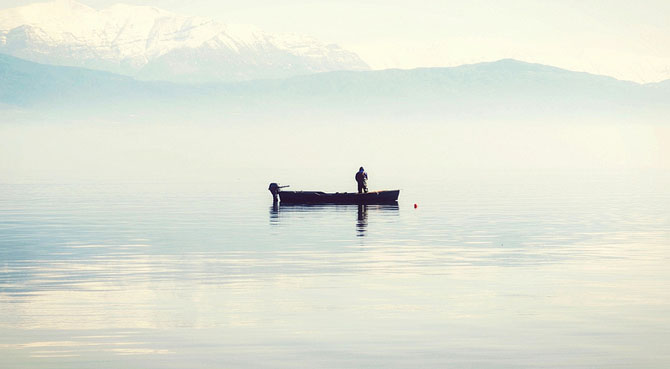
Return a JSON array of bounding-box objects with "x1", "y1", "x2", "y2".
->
[{"x1": 1, "y1": 171, "x2": 669, "y2": 368}]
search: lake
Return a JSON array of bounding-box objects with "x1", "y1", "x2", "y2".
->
[{"x1": 1, "y1": 170, "x2": 669, "y2": 368}]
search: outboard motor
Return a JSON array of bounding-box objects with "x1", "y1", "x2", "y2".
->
[{"x1": 268, "y1": 183, "x2": 288, "y2": 202}]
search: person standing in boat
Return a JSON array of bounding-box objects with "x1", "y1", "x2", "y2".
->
[{"x1": 355, "y1": 167, "x2": 368, "y2": 193}]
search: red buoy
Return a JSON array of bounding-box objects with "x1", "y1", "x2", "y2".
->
[{"x1": 414, "y1": 203, "x2": 418, "y2": 208}]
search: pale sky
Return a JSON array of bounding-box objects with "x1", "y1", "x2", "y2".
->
[{"x1": 2, "y1": 0, "x2": 670, "y2": 82}]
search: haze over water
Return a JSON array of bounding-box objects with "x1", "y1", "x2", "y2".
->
[
  {"x1": 1, "y1": 120, "x2": 669, "y2": 368},
  {"x1": 2, "y1": 0, "x2": 670, "y2": 366}
]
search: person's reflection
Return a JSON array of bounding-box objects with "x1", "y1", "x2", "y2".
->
[
  {"x1": 357, "y1": 204, "x2": 368, "y2": 237},
  {"x1": 269, "y1": 202, "x2": 279, "y2": 224}
]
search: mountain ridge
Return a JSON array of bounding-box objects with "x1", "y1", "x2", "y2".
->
[
  {"x1": 0, "y1": 0, "x2": 369, "y2": 83},
  {"x1": 1, "y1": 53, "x2": 668, "y2": 120}
]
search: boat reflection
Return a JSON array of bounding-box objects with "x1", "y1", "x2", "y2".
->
[{"x1": 269, "y1": 203, "x2": 399, "y2": 237}]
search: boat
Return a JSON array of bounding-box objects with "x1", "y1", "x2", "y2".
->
[{"x1": 276, "y1": 189, "x2": 400, "y2": 204}]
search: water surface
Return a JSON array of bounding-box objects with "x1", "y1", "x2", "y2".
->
[{"x1": 1, "y1": 171, "x2": 669, "y2": 368}]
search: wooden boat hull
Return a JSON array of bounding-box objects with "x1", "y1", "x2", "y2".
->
[{"x1": 278, "y1": 190, "x2": 399, "y2": 204}]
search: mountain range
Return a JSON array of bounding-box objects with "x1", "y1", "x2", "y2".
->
[
  {"x1": 0, "y1": 0, "x2": 368, "y2": 83},
  {"x1": 2, "y1": 52, "x2": 669, "y2": 121}
]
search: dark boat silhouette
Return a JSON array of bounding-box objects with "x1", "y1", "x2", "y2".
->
[{"x1": 269, "y1": 183, "x2": 399, "y2": 204}]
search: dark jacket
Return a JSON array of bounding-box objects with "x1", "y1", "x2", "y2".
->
[{"x1": 355, "y1": 171, "x2": 368, "y2": 183}]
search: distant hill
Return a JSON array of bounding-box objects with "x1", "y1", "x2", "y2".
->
[
  {"x1": 1, "y1": 52, "x2": 133, "y2": 105},
  {"x1": 0, "y1": 53, "x2": 201, "y2": 109},
  {"x1": 647, "y1": 78, "x2": 670, "y2": 92},
  {"x1": 1, "y1": 54, "x2": 668, "y2": 120}
]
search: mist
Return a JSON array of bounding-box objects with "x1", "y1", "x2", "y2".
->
[
  {"x1": 2, "y1": 56, "x2": 668, "y2": 188},
  {"x1": 2, "y1": 113, "x2": 667, "y2": 190}
]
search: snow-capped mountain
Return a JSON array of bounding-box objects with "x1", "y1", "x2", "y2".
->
[{"x1": 0, "y1": 0, "x2": 369, "y2": 82}]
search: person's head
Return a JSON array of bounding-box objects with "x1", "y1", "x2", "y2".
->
[{"x1": 359, "y1": 166, "x2": 364, "y2": 172}]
